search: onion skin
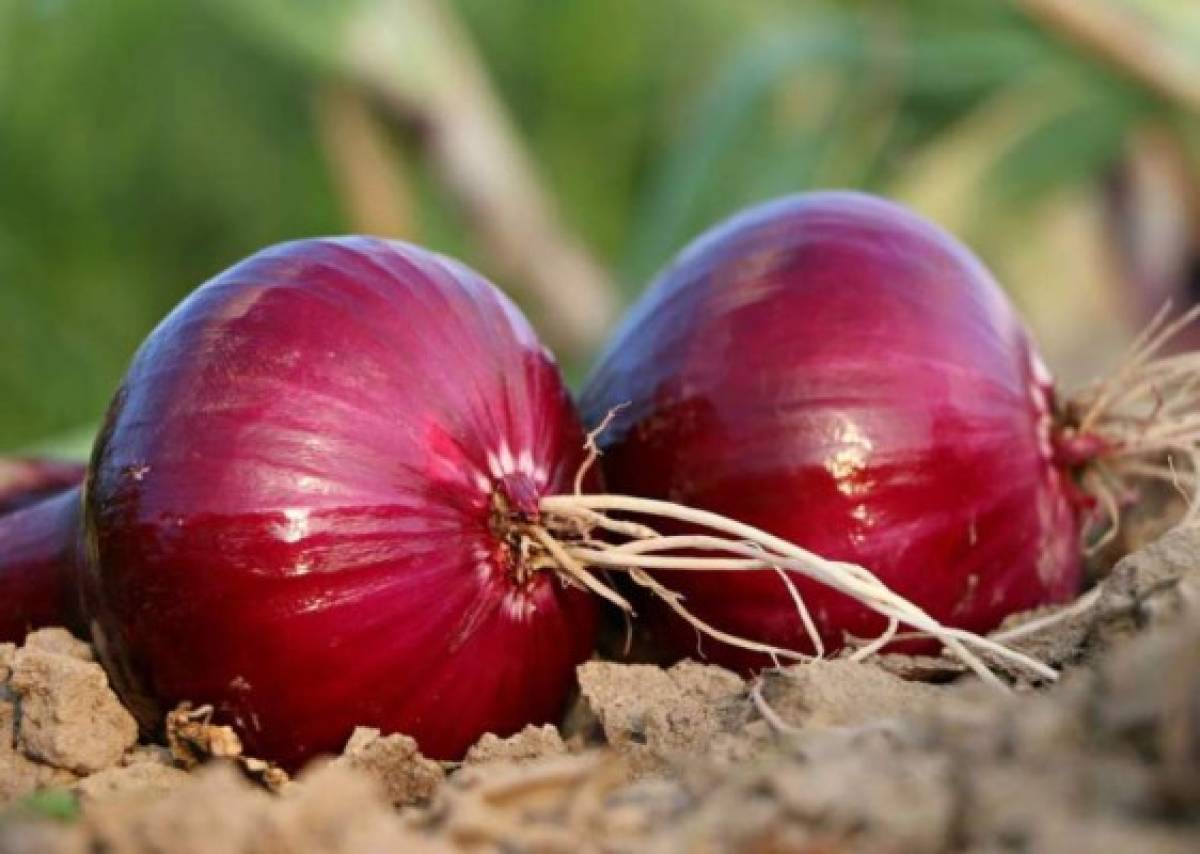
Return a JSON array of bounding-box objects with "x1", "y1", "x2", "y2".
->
[
  {"x1": 0, "y1": 457, "x2": 87, "y2": 643},
  {"x1": 0, "y1": 486, "x2": 83, "y2": 642},
  {"x1": 0, "y1": 458, "x2": 86, "y2": 515},
  {"x1": 581, "y1": 192, "x2": 1082, "y2": 672},
  {"x1": 81, "y1": 237, "x2": 597, "y2": 769}
]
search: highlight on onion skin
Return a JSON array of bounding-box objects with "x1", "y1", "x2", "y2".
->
[
  {"x1": 0, "y1": 485, "x2": 84, "y2": 643},
  {"x1": 580, "y1": 191, "x2": 1089, "y2": 673},
  {"x1": 79, "y1": 237, "x2": 598, "y2": 770}
]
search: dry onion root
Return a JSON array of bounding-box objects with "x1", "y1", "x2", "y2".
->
[
  {"x1": 1064, "y1": 302, "x2": 1200, "y2": 547},
  {"x1": 954, "y1": 304, "x2": 1200, "y2": 650},
  {"x1": 479, "y1": 414, "x2": 1058, "y2": 691},
  {"x1": 560, "y1": 195, "x2": 1200, "y2": 692},
  {"x1": 532, "y1": 491, "x2": 1057, "y2": 690},
  {"x1": 522, "y1": 301, "x2": 1200, "y2": 693},
  {"x1": 527, "y1": 303, "x2": 1200, "y2": 690}
]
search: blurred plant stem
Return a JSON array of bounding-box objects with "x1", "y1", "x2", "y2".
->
[
  {"x1": 314, "y1": 83, "x2": 416, "y2": 239},
  {"x1": 1015, "y1": 0, "x2": 1200, "y2": 113},
  {"x1": 889, "y1": 73, "x2": 1071, "y2": 229},
  {"x1": 1105, "y1": 126, "x2": 1200, "y2": 349},
  {"x1": 342, "y1": 0, "x2": 619, "y2": 359}
]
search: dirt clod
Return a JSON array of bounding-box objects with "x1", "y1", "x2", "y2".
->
[
  {"x1": 9, "y1": 649, "x2": 137, "y2": 774},
  {"x1": 2, "y1": 761, "x2": 444, "y2": 854},
  {"x1": 268, "y1": 762, "x2": 446, "y2": 853},
  {"x1": 164, "y1": 702, "x2": 290, "y2": 792},
  {"x1": 1, "y1": 698, "x2": 79, "y2": 801},
  {"x1": 463, "y1": 724, "x2": 567, "y2": 765},
  {"x1": 576, "y1": 659, "x2": 748, "y2": 775},
  {"x1": 21, "y1": 628, "x2": 94, "y2": 662},
  {"x1": 757, "y1": 657, "x2": 944, "y2": 730},
  {"x1": 1090, "y1": 525, "x2": 1200, "y2": 650},
  {"x1": 74, "y1": 761, "x2": 190, "y2": 805},
  {"x1": 166, "y1": 703, "x2": 244, "y2": 767},
  {"x1": 334, "y1": 727, "x2": 444, "y2": 807}
]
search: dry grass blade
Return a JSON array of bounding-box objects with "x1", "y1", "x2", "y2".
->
[
  {"x1": 1015, "y1": 0, "x2": 1200, "y2": 114},
  {"x1": 1069, "y1": 304, "x2": 1200, "y2": 541}
]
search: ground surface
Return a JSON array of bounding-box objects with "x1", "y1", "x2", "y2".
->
[{"x1": 1, "y1": 527, "x2": 1199, "y2": 853}]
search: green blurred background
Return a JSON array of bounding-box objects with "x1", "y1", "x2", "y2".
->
[{"x1": 3, "y1": 0, "x2": 1199, "y2": 454}]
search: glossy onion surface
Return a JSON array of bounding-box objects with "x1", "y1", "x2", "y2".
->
[
  {"x1": 0, "y1": 486, "x2": 82, "y2": 642},
  {"x1": 581, "y1": 192, "x2": 1082, "y2": 672},
  {"x1": 82, "y1": 237, "x2": 597, "y2": 768}
]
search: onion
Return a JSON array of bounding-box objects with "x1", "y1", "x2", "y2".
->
[
  {"x1": 0, "y1": 486, "x2": 83, "y2": 643},
  {"x1": 79, "y1": 237, "x2": 598, "y2": 769},
  {"x1": 0, "y1": 458, "x2": 86, "y2": 642},
  {"x1": 579, "y1": 191, "x2": 1186, "y2": 672}
]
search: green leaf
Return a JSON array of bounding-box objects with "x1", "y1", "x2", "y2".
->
[
  {"x1": 622, "y1": 19, "x2": 860, "y2": 283},
  {"x1": 985, "y1": 76, "x2": 1148, "y2": 204},
  {"x1": 4, "y1": 789, "x2": 81, "y2": 824}
]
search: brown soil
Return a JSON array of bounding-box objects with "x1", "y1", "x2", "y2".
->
[{"x1": 2, "y1": 528, "x2": 1199, "y2": 852}]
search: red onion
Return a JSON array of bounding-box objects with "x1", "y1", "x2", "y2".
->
[
  {"x1": 79, "y1": 237, "x2": 597, "y2": 768},
  {"x1": 0, "y1": 458, "x2": 86, "y2": 642},
  {"x1": 0, "y1": 486, "x2": 83, "y2": 643},
  {"x1": 578, "y1": 192, "x2": 1139, "y2": 672}
]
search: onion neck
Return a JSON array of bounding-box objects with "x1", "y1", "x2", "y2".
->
[
  {"x1": 1048, "y1": 410, "x2": 1115, "y2": 520},
  {"x1": 488, "y1": 475, "x2": 557, "y2": 586},
  {"x1": 1049, "y1": 304, "x2": 1200, "y2": 538},
  {"x1": 1051, "y1": 427, "x2": 1112, "y2": 470}
]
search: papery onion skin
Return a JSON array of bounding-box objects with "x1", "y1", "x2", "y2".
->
[
  {"x1": 0, "y1": 486, "x2": 83, "y2": 642},
  {"x1": 81, "y1": 237, "x2": 598, "y2": 769},
  {"x1": 581, "y1": 192, "x2": 1082, "y2": 673}
]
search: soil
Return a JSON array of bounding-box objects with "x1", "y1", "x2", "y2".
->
[{"x1": 2, "y1": 528, "x2": 1199, "y2": 852}]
